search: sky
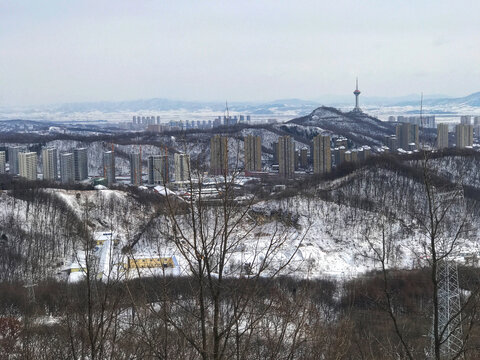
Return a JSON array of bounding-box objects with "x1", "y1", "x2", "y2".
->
[{"x1": 1, "y1": 0, "x2": 480, "y2": 106}]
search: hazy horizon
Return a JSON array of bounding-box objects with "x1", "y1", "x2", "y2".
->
[{"x1": 1, "y1": 0, "x2": 480, "y2": 107}]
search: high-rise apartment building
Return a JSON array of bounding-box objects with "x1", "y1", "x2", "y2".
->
[
  {"x1": 300, "y1": 148, "x2": 308, "y2": 168},
  {"x1": 18, "y1": 152, "x2": 37, "y2": 180},
  {"x1": 103, "y1": 151, "x2": 115, "y2": 186},
  {"x1": 436, "y1": 123, "x2": 449, "y2": 149},
  {"x1": 313, "y1": 134, "x2": 331, "y2": 175},
  {"x1": 74, "y1": 148, "x2": 88, "y2": 181},
  {"x1": 396, "y1": 123, "x2": 419, "y2": 150},
  {"x1": 174, "y1": 153, "x2": 190, "y2": 182},
  {"x1": 210, "y1": 136, "x2": 228, "y2": 175},
  {"x1": 42, "y1": 147, "x2": 58, "y2": 181},
  {"x1": 278, "y1": 136, "x2": 295, "y2": 178},
  {"x1": 334, "y1": 147, "x2": 346, "y2": 166},
  {"x1": 0, "y1": 151, "x2": 5, "y2": 174},
  {"x1": 272, "y1": 142, "x2": 279, "y2": 164},
  {"x1": 455, "y1": 124, "x2": 474, "y2": 148},
  {"x1": 8, "y1": 146, "x2": 26, "y2": 175},
  {"x1": 130, "y1": 152, "x2": 142, "y2": 186},
  {"x1": 244, "y1": 135, "x2": 262, "y2": 172},
  {"x1": 460, "y1": 115, "x2": 471, "y2": 125},
  {"x1": 384, "y1": 135, "x2": 398, "y2": 151},
  {"x1": 148, "y1": 155, "x2": 169, "y2": 185},
  {"x1": 474, "y1": 116, "x2": 480, "y2": 139},
  {"x1": 60, "y1": 153, "x2": 75, "y2": 184}
]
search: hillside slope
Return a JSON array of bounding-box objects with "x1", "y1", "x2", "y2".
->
[{"x1": 288, "y1": 106, "x2": 395, "y2": 145}]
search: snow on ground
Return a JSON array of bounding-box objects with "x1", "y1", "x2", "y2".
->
[{"x1": 1, "y1": 159, "x2": 479, "y2": 282}]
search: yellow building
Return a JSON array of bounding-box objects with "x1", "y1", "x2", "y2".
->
[{"x1": 126, "y1": 256, "x2": 177, "y2": 269}]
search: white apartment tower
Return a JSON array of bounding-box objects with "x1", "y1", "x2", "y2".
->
[
  {"x1": 60, "y1": 153, "x2": 75, "y2": 184},
  {"x1": 18, "y1": 152, "x2": 37, "y2": 181},
  {"x1": 455, "y1": 124, "x2": 474, "y2": 148},
  {"x1": 148, "y1": 155, "x2": 169, "y2": 185},
  {"x1": 436, "y1": 123, "x2": 449, "y2": 149},
  {"x1": 8, "y1": 146, "x2": 26, "y2": 175},
  {"x1": 42, "y1": 147, "x2": 58, "y2": 181},
  {"x1": 174, "y1": 153, "x2": 190, "y2": 182}
]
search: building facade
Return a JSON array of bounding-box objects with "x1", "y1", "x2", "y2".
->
[
  {"x1": 396, "y1": 123, "x2": 419, "y2": 150},
  {"x1": 210, "y1": 136, "x2": 228, "y2": 175},
  {"x1": 278, "y1": 136, "x2": 295, "y2": 178},
  {"x1": 174, "y1": 153, "x2": 190, "y2": 182},
  {"x1": 334, "y1": 147, "x2": 346, "y2": 166},
  {"x1": 60, "y1": 153, "x2": 75, "y2": 184},
  {"x1": 244, "y1": 135, "x2": 262, "y2": 172},
  {"x1": 8, "y1": 146, "x2": 26, "y2": 175},
  {"x1": 74, "y1": 148, "x2": 88, "y2": 181},
  {"x1": 129, "y1": 152, "x2": 142, "y2": 186},
  {"x1": 436, "y1": 123, "x2": 449, "y2": 149},
  {"x1": 0, "y1": 151, "x2": 5, "y2": 174},
  {"x1": 103, "y1": 151, "x2": 115, "y2": 186},
  {"x1": 42, "y1": 147, "x2": 58, "y2": 181},
  {"x1": 455, "y1": 124, "x2": 474, "y2": 148},
  {"x1": 18, "y1": 152, "x2": 37, "y2": 180},
  {"x1": 148, "y1": 155, "x2": 169, "y2": 185},
  {"x1": 313, "y1": 134, "x2": 331, "y2": 175}
]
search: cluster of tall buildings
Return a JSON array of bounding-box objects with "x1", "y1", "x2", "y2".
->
[
  {"x1": 383, "y1": 116, "x2": 478, "y2": 151},
  {"x1": 132, "y1": 115, "x2": 161, "y2": 126},
  {"x1": 0, "y1": 146, "x2": 89, "y2": 182},
  {"x1": 383, "y1": 123, "x2": 419, "y2": 151},
  {"x1": 126, "y1": 151, "x2": 191, "y2": 186},
  {"x1": 131, "y1": 115, "x2": 252, "y2": 133},
  {"x1": 388, "y1": 115, "x2": 436, "y2": 129},
  {"x1": 269, "y1": 134, "x2": 370, "y2": 179},
  {"x1": 213, "y1": 115, "x2": 251, "y2": 127},
  {"x1": 435, "y1": 117, "x2": 480, "y2": 150},
  {"x1": 209, "y1": 134, "x2": 262, "y2": 176}
]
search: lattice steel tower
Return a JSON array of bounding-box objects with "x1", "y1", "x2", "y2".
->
[
  {"x1": 428, "y1": 186, "x2": 465, "y2": 359},
  {"x1": 430, "y1": 260, "x2": 464, "y2": 359}
]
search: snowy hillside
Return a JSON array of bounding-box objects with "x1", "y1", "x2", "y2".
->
[
  {"x1": 1, "y1": 151, "x2": 479, "y2": 283},
  {"x1": 288, "y1": 106, "x2": 396, "y2": 145}
]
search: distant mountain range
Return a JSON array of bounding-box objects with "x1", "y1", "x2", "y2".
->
[
  {"x1": 393, "y1": 92, "x2": 480, "y2": 107},
  {"x1": 1, "y1": 98, "x2": 322, "y2": 115},
  {"x1": 2, "y1": 92, "x2": 480, "y2": 121}
]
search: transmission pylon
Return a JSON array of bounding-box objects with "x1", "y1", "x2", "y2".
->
[
  {"x1": 426, "y1": 184, "x2": 465, "y2": 359},
  {"x1": 429, "y1": 259, "x2": 464, "y2": 359}
]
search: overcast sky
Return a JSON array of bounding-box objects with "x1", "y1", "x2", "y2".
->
[{"x1": 1, "y1": 0, "x2": 479, "y2": 106}]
